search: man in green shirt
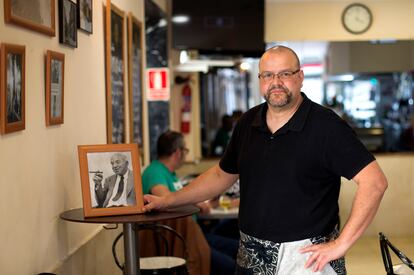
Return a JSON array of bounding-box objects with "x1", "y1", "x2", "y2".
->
[{"x1": 142, "y1": 130, "x2": 239, "y2": 274}]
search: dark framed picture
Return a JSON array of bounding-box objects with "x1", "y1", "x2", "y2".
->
[
  {"x1": 58, "y1": 0, "x2": 77, "y2": 48},
  {"x1": 105, "y1": 1, "x2": 126, "y2": 144},
  {"x1": 77, "y1": 0, "x2": 93, "y2": 33},
  {"x1": 4, "y1": 0, "x2": 55, "y2": 36},
  {"x1": 45, "y1": 50, "x2": 65, "y2": 126},
  {"x1": 0, "y1": 43, "x2": 25, "y2": 134},
  {"x1": 78, "y1": 143, "x2": 144, "y2": 217},
  {"x1": 128, "y1": 13, "x2": 144, "y2": 159}
]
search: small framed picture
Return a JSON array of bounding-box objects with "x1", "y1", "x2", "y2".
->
[
  {"x1": 0, "y1": 43, "x2": 25, "y2": 134},
  {"x1": 78, "y1": 144, "x2": 144, "y2": 217},
  {"x1": 4, "y1": 0, "x2": 55, "y2": 36},
  {"x1": 77, "y1": 0, "x2": 93, "y2": 34},
  {"x1": 45, "y1": 50, "x2": 65, "y2": 126},
  {"x1": 58, "y1": 0, "x2": 77, "y2": 48}
]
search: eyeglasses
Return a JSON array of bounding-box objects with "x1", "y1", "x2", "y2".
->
[{"x1": 258, "y1": 69, "x2": 300, "y2": 82}]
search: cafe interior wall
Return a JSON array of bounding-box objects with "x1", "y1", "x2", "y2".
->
[
  {"x1": 0, "y1": 0, "x2": 412, "y2": 274},
  {"x1": 0, "y1": 0, "x2": 148, "y2": 274}
]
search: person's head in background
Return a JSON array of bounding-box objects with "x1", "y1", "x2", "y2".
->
[
  {"x1": 157, "y1": 130, "x2": 189, "y2": 170},
  {"x1": 232, "y1": 110, "x2": 243, "y2": 121},
  {"x1": 222, "y1": 114, "x2": 233, "y2": 132}
]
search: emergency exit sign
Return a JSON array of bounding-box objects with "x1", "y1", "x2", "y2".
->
[{"x1": 146, "y1": 68, "x2": 170, "y2": 101}]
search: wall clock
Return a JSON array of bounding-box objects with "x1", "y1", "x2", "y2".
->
[{"x1": 342, "y1": 3, "x2": 373, "y2": 34}]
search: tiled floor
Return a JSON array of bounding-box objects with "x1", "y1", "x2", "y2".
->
[{"x1": 346, "y1": 235, "x2": 414, "y2": 275}]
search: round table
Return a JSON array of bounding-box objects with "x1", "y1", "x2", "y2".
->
[{"x1": 60, "y1": 206, "x2": 199, "y2": 275}]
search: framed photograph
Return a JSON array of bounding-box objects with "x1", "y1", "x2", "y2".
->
[
  {"x1": 58, "y1": 0, "x2": 77, "y2": 48},
  {"x1": 4, "y1": 0, "x2": 55, "y2": 36},
  {"x1": 0, "y1": 43, "x2": 25, "y2": 134},
  {"x1": 78, "y1": 143, "x2": 144, "y2": 217},
  {"x1": 77, "y1": 0, "x2": 93, "y2": 33},
  {"x1": 105, "y1": 1, "x2": 126, "y2": 144},
  {"x1": 45, "y1": 50, "x2": 65, "y2": 126},
  {"x1": 128, "y1": 13, "x2": 144, "y2": 159}
]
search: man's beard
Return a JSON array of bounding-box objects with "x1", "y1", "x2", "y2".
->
[{"x1": 264, "y1": 85, "x2": 292, "y2": 108}]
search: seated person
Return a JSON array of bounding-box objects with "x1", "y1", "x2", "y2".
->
[
  {"x1": 211, "y1": 114, "x2": 233, "y2": 156},
  {"x1": 142, "y1": 130, "x2": 239, "y2": 275}
]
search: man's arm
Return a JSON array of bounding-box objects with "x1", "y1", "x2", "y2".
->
[
  {"x1": 94, "y1": 173, "x2": 108, "y2": 207},
  {"x1": 301, "y1": 160, "x2": 388, "y2": 272},
  {"x1": 143, "y1": 164, "x2": 238, "y2": 212}
]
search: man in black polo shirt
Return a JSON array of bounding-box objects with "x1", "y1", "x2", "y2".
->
[{"x1": 143, "y1": 46, "x2": 388, "y2": 275}]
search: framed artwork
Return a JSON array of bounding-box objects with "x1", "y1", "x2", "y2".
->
[
  {"x1": 4, "y1": 0, "x2": 55, "y2": 36},
  {"x1": 45, "y1": 50, "x2": 65, "y2": 126},
  {"x1": 105, "y1": 1, "x2": 126, "y2": 144},
  {"x1": 128, "y1": 13, "x2": 144, "y2": 159},
  {"x1": 78, "y1": 143, "x2": 144, "y2": 217},
  {"x1": 77, "y1": 0, "x2": 93, "y2": 33},
  {"x1": 0, "y1": 43, "x2": 25, "y2": 134},
  {"x1": 58, "y1": 0, "x2": 77, "y2": 48}
]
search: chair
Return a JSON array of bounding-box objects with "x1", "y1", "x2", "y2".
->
[
  {"x1": 113, "y1": 222, "x2": 188, "y2": 275},
  {"x1": 379, "y1": 232, "x2": 414, "y2": 274}
]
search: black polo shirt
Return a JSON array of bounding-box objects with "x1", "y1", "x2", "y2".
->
[{"x1": 220, "y1": 93, "x2": 375, "y2": 243}]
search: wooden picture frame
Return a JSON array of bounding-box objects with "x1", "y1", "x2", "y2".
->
[
  {"x1": 45, "y1": 50, "x2": 65, "y2": 126},
  {"x1": 105, "y1": 1, "x2": 126, "y2": 144},
  {"x1": 4, "y1": 0, "x2": 55, "y2": 36},
  {"x1": 128, "y1": 13, "x2": 144, "y2": 159},
  {"x1": 58, "y1": 0, "x2": 77, "y2": 48},
  {"x1": 78, "y1": 143, "x2": 144, "y2": 217},
  {"x1": 0, "y1": 43, "x2": 25, "y2": 134},
  {"x1": 77, "y1": 0, "x2": 93, "y2": 34}
]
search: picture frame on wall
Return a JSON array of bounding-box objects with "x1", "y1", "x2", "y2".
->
[
  {"x1": 105, "y1": 1, "x2": 126, "y2": 144},
  {"x1": 58, "y1": 0, "x2": 77, "y2": 48},
  {"x1": 77, "y1": 0, "x2": 93, "y2": 34},
  {"x1": 78, "y1": 143, "x2": 144, "y2": 217},
  {"x1": 4, "y1": 0, "x2": 55, "y2": 36},
  {"x1": 45, "y1": 50, "x2": 65, "y2": 126},
  {"x1": 0, "y1": 43, "x2": 25, "y2": 134},
  {"x1": 128, "y1": 13, "x2": 144, "y2": 160}
]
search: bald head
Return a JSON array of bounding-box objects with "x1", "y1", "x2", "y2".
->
[{"x1": 259, "y1": 46, "x2": 301, "y2": 69}]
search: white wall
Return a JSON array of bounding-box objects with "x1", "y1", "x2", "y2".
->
[
  {"x1": 0, "y1": 0, "x2": 144, "y2": 274},
  {"x1": 266, "y1": 0, "x2": 414, "y2": 42}
]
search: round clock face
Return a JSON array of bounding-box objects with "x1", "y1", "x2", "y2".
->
[{"x1": 342, "y1": 3, "x2": 373, "y2": 34}]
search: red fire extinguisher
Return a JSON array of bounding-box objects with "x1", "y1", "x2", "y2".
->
[{"x1": 181, "y1": 83, "x2": 191, "y2": 134}]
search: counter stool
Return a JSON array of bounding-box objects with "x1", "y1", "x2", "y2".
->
[
  {"x1": 379, "y1": 232, "x2": 414, "y2": 274},
  {"x1": 112, "y1": 222, "x2": 188, "y2": 275}
]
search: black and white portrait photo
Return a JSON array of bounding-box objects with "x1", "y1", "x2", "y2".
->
[
  {"x1": 78, "y1": 144, "x2": 143, "y2": 217},
  {"x1": 1, "y1": 43, "x2": 25, "y2": 134},
  {"x1": 6, "y1": 53, "x2": 23, "y2": 124},
  {"x1": 59, "y1": 0, "x2": 77, "y2": 47},
  {"x1": 77, "y1": 0, "x2": 93, "y2": 33},
  {"x1": 50, "y1": 59, "x2": 63, "y2": 118},
  {"x1": 87, "y1": 151, "x2": 136, "y2": 208}
]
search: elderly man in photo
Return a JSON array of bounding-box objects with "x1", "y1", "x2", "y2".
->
[{"x1": 93, "y1": 153, "x2": 136, "y2": 208}]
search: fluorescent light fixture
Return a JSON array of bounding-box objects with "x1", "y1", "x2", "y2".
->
[
  {"x1": 239, "y1": 61, "x2": 251, "y2": 71},
  {"x1": 172, "y1": 15, "x2": 190, "y2": 24},
  {"x1": 175, "y1": 63, "x2": 209, "y2": 73},
  {"x1": 179, "y1": 50, "x2": 189, "y2": 64},
  {"x1": 175, "y1": 59, "x2": 236, "y2": 73},
  {"x1": 328, "y1": 74, "x2": 354, "y2": 82}
]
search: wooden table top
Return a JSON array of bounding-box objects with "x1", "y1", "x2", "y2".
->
[{"x1": 60, "y1": 205, "x2": 199, "y2": 224}]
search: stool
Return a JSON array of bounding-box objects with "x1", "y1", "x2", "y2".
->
[
  {"x1": 113, "y1": 223, "x2": 188, "y2": 275},
  {"x1": 379, "y1": 232, "x2": 414, "y2": 274}
]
